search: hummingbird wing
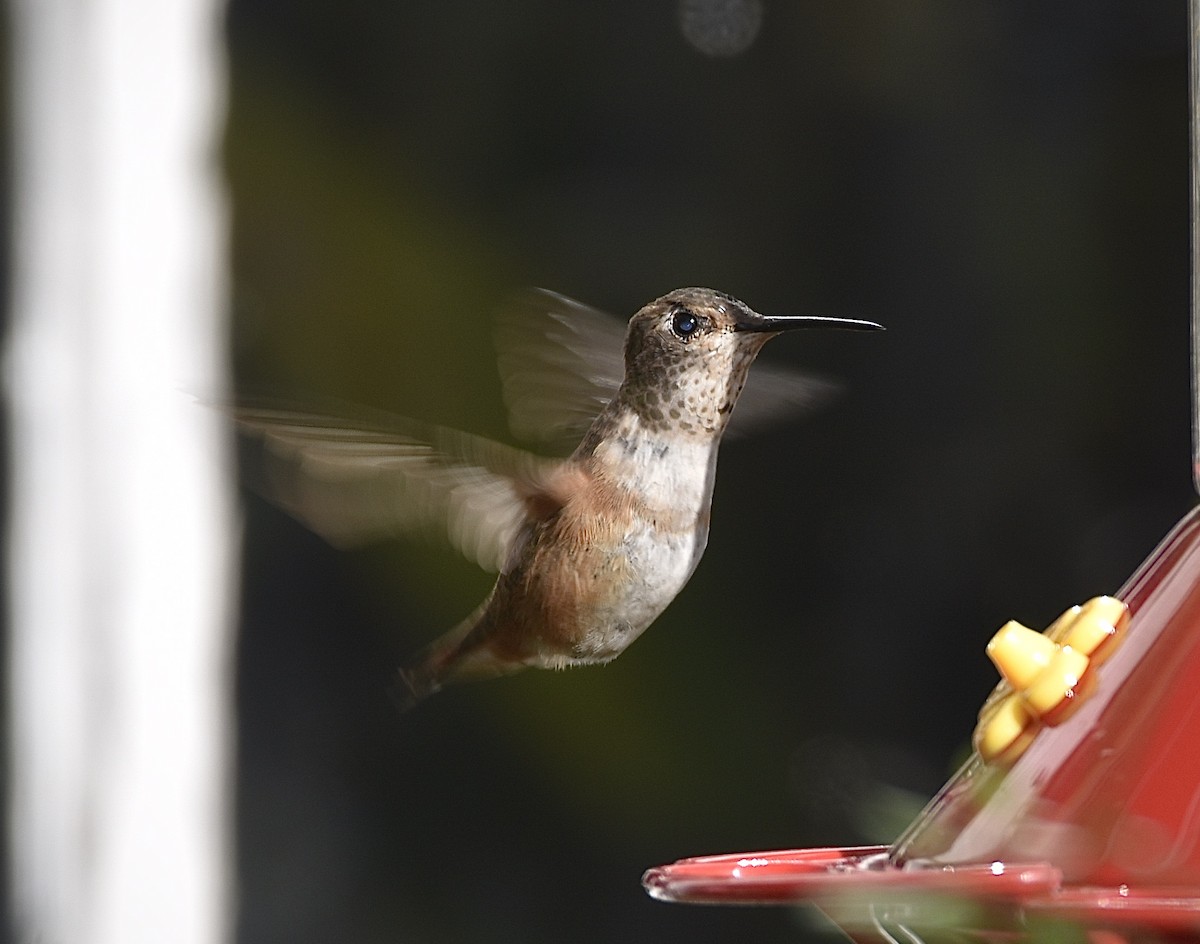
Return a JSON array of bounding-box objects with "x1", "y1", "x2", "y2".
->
[
  {"x1": 234, "y1": 403, "x2": 562, "y2": 573},
  {"x1": 494, "y1": 288, "x2": 837, "y2": 447},
  {"x1": 717, "y1": 362, "x2": 838, "y2": 438},
  {"x1": 494, "y1": 289, "x2": 626, "y2": 448}
]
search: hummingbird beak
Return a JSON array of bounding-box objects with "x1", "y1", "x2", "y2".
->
[{"x1": 734, "y1": 311, "x2": 884, "y2": 333}]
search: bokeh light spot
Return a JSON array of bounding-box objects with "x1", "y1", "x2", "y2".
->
[{"x1": 678, "y1": 0, "x2": 764, "y2": 57}]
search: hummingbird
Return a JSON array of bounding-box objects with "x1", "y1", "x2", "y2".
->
[{"x1": 236, "y1": 287, "x2": 881, "y2": 710}]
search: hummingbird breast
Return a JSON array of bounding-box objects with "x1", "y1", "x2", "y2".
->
[{"x1": 486, "y1": 413, "x2": 720, "y2": 669}]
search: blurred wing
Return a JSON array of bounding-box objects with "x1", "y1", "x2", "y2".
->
[
  {"x1": 727, "y1": 362, "x2": 839, "y2": 438},
  {"x1": 234, "y1": 403, "x2": 560, "y2": 573},
  {"x1": 494, "y1": 287, "x2": 838, "y2": 445},
  {"x1": 494, "y1": 288, "x2": 626, "y2": 447}
]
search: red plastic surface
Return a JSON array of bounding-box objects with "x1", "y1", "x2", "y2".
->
[{"x1": 643, "y1": 846, "x2": 1060, "y2": 904}]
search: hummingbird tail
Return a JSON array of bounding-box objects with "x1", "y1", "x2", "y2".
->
[
  {"x1": 390, "y1": 600, "x2": 534, "y2": 713},
  {"x1": 390, "y1": 663, "x2": 441, "y2": 713},
  {"x1": 389, "y1": 632, "x2": 464, "y2": 713},
  {"x1": 389, "y1": 600, "x2": 496, "y2": 714}
]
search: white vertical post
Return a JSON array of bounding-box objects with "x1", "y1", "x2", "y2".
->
[{"x1": 6, "y1": 0, "x2": 235, "y2": 941}]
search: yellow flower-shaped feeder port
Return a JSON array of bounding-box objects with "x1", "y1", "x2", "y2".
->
[{"x1": 974, "y1": 596, "x2": 1130, "y2": 764}]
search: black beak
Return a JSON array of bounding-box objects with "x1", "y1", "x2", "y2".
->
[{"x1": 734, "y1": 311, "x2": 884, "y2": 333}]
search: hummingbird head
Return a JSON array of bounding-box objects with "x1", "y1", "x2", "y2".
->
[{"x1": 619, "y1": 287, "x2": 879, "y2": 437}]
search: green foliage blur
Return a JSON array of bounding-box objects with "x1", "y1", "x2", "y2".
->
[{"x1": 228, "y1": 3, "x2": 1191, "y2": 942}]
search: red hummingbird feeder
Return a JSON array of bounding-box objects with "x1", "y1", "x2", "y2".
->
[
  {"x1": 644, "y1": 511, "x2": 1200, "y2": 940},
  {"x1": 642, "y1": 6, "x2": 1200, "y2": 941}
]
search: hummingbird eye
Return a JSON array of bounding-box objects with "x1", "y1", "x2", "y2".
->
[{"x1": 669, "y1": 308, "x2": 701, "y2": 340}]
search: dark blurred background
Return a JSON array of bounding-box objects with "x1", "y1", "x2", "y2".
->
[{"x1": 226, "y1": 2, "x2": 1191, "y2": 942}]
